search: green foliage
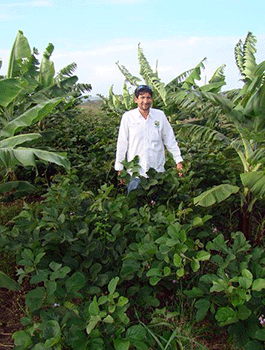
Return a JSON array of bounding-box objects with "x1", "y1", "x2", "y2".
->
[
  {"x1": 0, "y1": 270, "x2": 21, "y2": 290},
  {"x1": 2, "y1": 31, "x2": 265, "y2": 350},
  {"x1": 101, "y1": 44, "x2": 225, "y2": 118},
  {"x1": 185, "y1": 231, "x2": 265, "y2": 348},
  {"x1": 1, "y1": 170, "x2": 212, "y2": 349},
  {"x1": 175, "y1": 32, "x2": 265, "y2": 244},
  {"x1": 0, "y1": 30, "x2": 93, "y2": 199}
]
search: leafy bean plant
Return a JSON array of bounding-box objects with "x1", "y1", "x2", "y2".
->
[
  {"x1": 185, "y1": 231, "x2": 265, "y2": 349},
  {"x1": 0, "y1": 170, "x2": 215, "y2": 349}
]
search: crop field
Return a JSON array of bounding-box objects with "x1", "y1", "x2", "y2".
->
[{"x1": 0, "y1": 31, "x2": 265, "y2": 349}]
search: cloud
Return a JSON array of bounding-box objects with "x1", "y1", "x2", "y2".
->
[
  {"x1": 0, "y1": 0, "x2": 53, "y2": 9},
  {"x1": 0, "y1": 1, "x2": 52, "y2": 22},
  {"x1": 84, "y1": 0, "x2": 146, "y2": 4}
]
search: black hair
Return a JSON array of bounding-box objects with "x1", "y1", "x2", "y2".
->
[{"x1": 134, "y1": 85, "x2": 153, "y2": 98}]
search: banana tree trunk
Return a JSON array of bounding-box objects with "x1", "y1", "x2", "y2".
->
[{"x1": 239, "y1": 203, "x2": 252, "y2": 242}]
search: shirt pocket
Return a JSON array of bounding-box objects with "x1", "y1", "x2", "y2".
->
[{"x1": 149, "y1": 127, "x2": 160, "y2": 148}]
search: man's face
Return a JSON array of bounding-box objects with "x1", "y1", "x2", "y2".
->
[{"x1": 134, "y1": 92, "x2": 153, "y2": 112}]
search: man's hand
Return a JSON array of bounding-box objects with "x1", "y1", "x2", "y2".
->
[
  {"x1": 176, "y1": 162, "x2": 183, "y2": 177},
  {"x1": 117, "y1": 171, "x2": 125, "y2": 185}
]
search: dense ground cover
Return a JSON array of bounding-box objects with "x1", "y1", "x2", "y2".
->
[{"x1": 0, "y1": 100, "x2": 264, "y2": 350}]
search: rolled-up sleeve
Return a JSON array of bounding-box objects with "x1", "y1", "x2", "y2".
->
[{"x1": 114, "y1": 113, "x2": 129, "y2": 171}]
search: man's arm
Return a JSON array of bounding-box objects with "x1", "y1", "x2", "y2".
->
[
  {"x1": 162, "y1": 114, "x2": 183, "y2": 174},
  {"x1": 114, "y1": 113, "x2": 128, "y2": 172},
  {"x1": 115, "y1": 114, "x2": 128, "y2": 185}
]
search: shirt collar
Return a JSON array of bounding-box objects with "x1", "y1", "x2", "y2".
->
[{"x1": 136, "y1": 108, "x2": 154, "y2": 120}]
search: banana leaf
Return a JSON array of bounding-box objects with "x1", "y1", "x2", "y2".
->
[
  {"x1": 0, "y1": 79, "x2": 22, "y2": 108},
  {"x1": 241, "y1": 171, "x2": 265, "y2": 199},
  {"x1": 0, "y1": 134, "x2": 41, "y2": 148},
  {"x1": 0, "y1": 271, "x2": 21, "y2": 290},
  {"x1": 0, "y1": 147, "x2": 70, "y2": 171},
  {"x1": 7, "y1": 30, "x2": 31, "y2": 79},
  {"x1": 194, "y1": 184, "x2": 239, "y2": 207},
  {"x1": 0, "y1": 181, "x2": 35, "y2": 194},
  {"x1": 0, "y1": 97, "x2": 63, "y2": 138}
]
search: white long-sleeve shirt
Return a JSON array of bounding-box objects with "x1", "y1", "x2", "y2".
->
[{"x1": 114, "y1": 108, "x2": 183, "y2": 177}]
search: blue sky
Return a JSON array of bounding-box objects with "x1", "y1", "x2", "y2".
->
[{"x1": 0, "y1": 0, "x2": 265, "y2": 96}]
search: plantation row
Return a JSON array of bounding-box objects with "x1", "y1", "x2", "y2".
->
[{"x1": 0, "y1": 30, "x2": 265, "y2": 349}]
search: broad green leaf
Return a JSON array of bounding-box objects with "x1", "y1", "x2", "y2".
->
[
  {"x1": 0, "y1": 181, "x2": 35, "y2": 195},
  {"x1": 167, "y1": 223, "x2": 181, "y2": 238},
  {"x1": 182, "y1": 58, "x2": 206, "y2": 89},
  {"x1": 241, "y1": 171, "x2": 265, "y2": 199},
  {"x1": 0, "y1": 97, "x2": 63, "y2": 138},
  {"x1": 103, "y1": 315, "x2": 114, "y2": 323},
  {"x1": 215, "y1": 306, "x2": 238, "y2": 326},
  {"x1": 149, "y1": 276, "x2": 161, "y2": 285},
  {"x1": 196, "y1": 250, "x2": 211, "y2": 261},
  {"x1": 108, "y1": 276, "x2": 119, "y2": 294},
  {"x1": 176, "y1": 267, "x2": 185, "y2": 277},
  {"x1": 195, "y1": 299, "x2": 211, "y2": 322},
  {"x1": 242, "y1": 269, "x2": 253, "y2": 280},
  {"x1": 120, "y1": 259, "x2": 140, "y2": 278},
  {"x1": 0, "y1": 271, "x2": 21, "y2": 290},
  {"x1": 0, "y1": 147, "x2": 70, "y2": 172},
  {"x1": 255, "y1": 329, "x2": 265, "y2": 341},
  {"x1": 138, "y1": 243, "x2": 156, "y2": 256},
  {"x1": 184, "y1": 287, "x2": 204, "y2": 298},
  {"x1": 89, "y1": 297, "x2": 100, "y2": 316},
  {"x1": 191, "y1": 259, "x2": 200, "y2": 272},
  {"x1": 244, "y1": 340, "x2": 264, "y2": 350},
  {"x1": 252, "y1": 278, "x2": 265, "y2": 291},
  {"x1": 173, "y1": 253, "x2": 182, "y2": 267},
  {"x1": 117, "y1": 296, "x2": 129, "y2": 307},
  {"x1": 86, "y1": 315, "x2": 101, "y2": 335},
  {"x1": 98, "y1": 295, "x2": 108, "y2": 305},
  {"x1": 114, "y1": 338, "x2": 130, "y2": 350},
  {"x1": 0, "y1": 78, "x2": 22, "y2": 107},
  {"x1": 238, "y1": 277, "x2": 252, "y2": 289},
  {"x1": 49, "y1": 261, "x2": 62, "y2": 271},
  {"x1": 25, "y1": 287, "x2": 45, "y2": 311},
  {"x1": 46, "y1": 281, "x2": 57, "y2": 296},
  {"x1": 39, "y1": 43, "x2": 55, "y2": 88},
  {"x1": 126, "y1": 325, "x2": 146, "y2": 341},
  {"x1": 32, "y1": 148, "x2": 70, "y2": 170},
  {"x1": 13, "y1": 330, "x2": 32, "y2": 348},
  {"x1": 7, "y1": 30, "x2": 31, "y2": 78},
  {"x1": 194, "y1": 184, "x2": 239, "y2": 207},
  {"x1": 163, "y1": 266, "x2": 171, "y2": 276},
  {"x1": 50, "y1": 266, "x2": 71, "y2": 280},
  {"x1": 42, "y1": 320, "x2": 61, "y2": 340},
  {"x1": 192, "y1": 216, "x2": 204, "y2": 227},
  {"x1": 146, "y1": 268, "x2": 162, "y2": 277},
  {"x1": 66, "y1": 272, "x2": 86, "y2": 294},
  {"x1": 237, "y1": 305, "x2": 251, "y2": 320}
]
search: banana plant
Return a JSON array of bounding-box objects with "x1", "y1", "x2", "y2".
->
[
  {"x1": 0, "y1": 95, "x2": 70, "y2": 197},
  {"x1": 183, "y1": 32, "x2": 265, "y2": 244},
  {"x1": 1, "y1": 30, "x2": 91, "y2": 127},
  {"x1": 103, "y1": 44, "x2": 225, "y2": 117},
  {"x1": 0, "y1": 31, "x2": 84, "y2": 198}
]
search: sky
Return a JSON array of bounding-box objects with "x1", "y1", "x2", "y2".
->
[{"x1": 0, "y1": 0, "x2": 265, "y2": 97}]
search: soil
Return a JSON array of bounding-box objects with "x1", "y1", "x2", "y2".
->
[{"x1": 0, "y1": 287, "x2": 26, "y2": 349}]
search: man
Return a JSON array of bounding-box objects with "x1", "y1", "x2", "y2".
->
[{"x1": 114, "y1": 85, "x2": 183, "y2": 193}]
